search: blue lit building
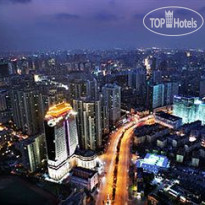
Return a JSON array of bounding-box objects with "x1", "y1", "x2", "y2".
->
[
  {"x1": 136, "y1": 153, "x2": 169, "y2": 174},
  {"x1": 173, "y1": 96, "x2": 205, "y2": 125}
]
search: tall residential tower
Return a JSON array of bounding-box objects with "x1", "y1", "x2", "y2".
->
[
  {"x1": 73, "y1": 99, "x2": 102, "y2": 150},
  {"x1": 102, "y1": 84, "x2": 121, "y2": 126}
]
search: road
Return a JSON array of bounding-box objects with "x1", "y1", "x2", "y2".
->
[
  {"x1": 114, "y1": 121, "x2": 145, "y2": 205},
  {"x1": 96, "y1": 115, "x2": 147, "y2": 205},
  {"x1": 95, "y1": 122, "x2": 134, "y2": 205},
  {"x1": 114, "y1": 124, "x2": 137, "y2": 205}
]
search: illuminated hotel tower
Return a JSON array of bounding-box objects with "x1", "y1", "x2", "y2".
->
[{"x1": 44, "y1": 102, "x2": 78, "y2": 181}]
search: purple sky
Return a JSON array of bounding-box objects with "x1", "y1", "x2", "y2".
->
[{"x1": 0, "y1": 0, "x2": 205, "y2": 51}]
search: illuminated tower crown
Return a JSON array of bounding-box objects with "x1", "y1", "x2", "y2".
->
[{"x1": 165, "y1": 10, "x2": 173, "y2": 28}]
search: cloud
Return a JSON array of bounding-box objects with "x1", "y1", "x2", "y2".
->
[
  {"x1": 55, "y1": 13, "x2": 80, "y2": 20},
  {"x1": 0, "y1": 0, "x2": 31, "y2": 4}
]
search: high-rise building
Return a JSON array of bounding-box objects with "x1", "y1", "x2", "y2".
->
[
  {"x1": 40, "y1": 86, "x2": 68, "y2": 117},
  {"x1": 152, "y1": 70, "x2": 162, "y2": 84},
  {"x1": 68, "y1": 72, "x2": 98, "y2": 101},
  {"x1": 128, "y1": 68, "x2": 146, "y2": 93},
  {"x1": 44, "y1": 102, "x2": 78, "y2": 181},
  {"x1": 152, "y1": 84, "x2": 165, "y2": 109},
  {"x1": 11, "y1": 88, "x2": 43, "y2": 135},
  {"x1": 146, "y1": 82, "x2": 179, "y2": 110},
  {"x1": 146, "y1": 83, "x2": 165, "y2": 109},
  {"x1": 101, "y1": 103, "x2": 110, "y2": 134},
  {"x1": 17, "y1": 134, "x2": 46, "y2": 172},
  {"x1": 73, "y1": 99, "x2": 102, "y2": 150},
  {"x1": 0, "y1": 62, "x2": 13, "y2": 77},
  {"x1": 0, "y1": 89, "x2": 11, "y2": 123},
  {"x1": 102, "y1": 84, "x2": 121, "y2": 126},
  {"x1": 173, "y1": 96, "x2": 205, "y2": 125},
  {"x1": 199, "y1": 103, "x2": 205, "y2": 125},
  {"x1": 0, "y1": 89, "x2": 8, "y2": 111},
  {"x1": 164, "y1": 82, "x2": 179, "y2": 105}
]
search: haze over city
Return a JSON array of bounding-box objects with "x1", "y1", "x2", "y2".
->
[{"x1": 1, "y1": 0, "x2": 205, "y2": 51}]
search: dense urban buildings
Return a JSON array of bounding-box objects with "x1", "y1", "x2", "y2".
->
[
  {"x1": 1, "y1": 0, "x2": 205, "y2": 203},
  {"x1": 0, "y1": 47, "x2": 205, "y2": 205},
  {"x1": 68, "y1": 72, "x2": 98, "y2": 100}
]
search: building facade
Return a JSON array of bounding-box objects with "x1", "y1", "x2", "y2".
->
[
  {"x1": 68, "y1": 72, "x2": 98, "y2": 101},
  {"x1": 146, "y1": 82, "x2": 179, "y2": 110},
  {"x1": 11, "y1": 88, "x2": 43, "y2": 135},
  {"x1": 102, "y1": 84, "x2": 121, "y2": 126},
  {"x1": 17, "y1": 134, "x2": 46, "y2": 172},
  {"x1": 173, "y1": 96, "x2": 205, "y2": 125},
  {"x1": 44, "y1": 102, "x2": 78, "y2": 181},
  {"x1": 73, "y1": 99, "x2": 102, "y2": 150}
]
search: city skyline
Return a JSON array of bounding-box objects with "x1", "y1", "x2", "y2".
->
[
  {"x1": 1, "y1": 1, "x2": 205, "y2": 205},
  {"x1": 0, "y1": 47, "x2": 205, "y2": 205}
]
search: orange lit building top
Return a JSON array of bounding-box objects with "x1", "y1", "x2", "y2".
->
[{"x1": 45, "y1": 102, "x2": 73, "y2": 119}]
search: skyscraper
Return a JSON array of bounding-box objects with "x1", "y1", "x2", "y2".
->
[
  {"x1": 146, "y1": 82, "x2": 179, "y2": 110},
  {"x1": 152, "y1": 70, "x2": 162, "y2": 84},
  {"x1": 102, "y1": 84, "x2": 121, "y2": 126},
  {"x1": 11, "y1": 88, "x2": 43, "y2": 135},
  {"x1": 68, "y1": 72, "x2": 98, "y2": 101},
  {"x1": 0, "y1": 62, "x2": 13, "y2": 77},
  {"x1": 17, "y1": 133, "x2": 46, "y2": 172},
  {"x1": 128, "y1": 68, "x2": 146, "y2": 93},
  {"x1": 146, "y1": 83, "x2": 165, "y2": 109},
  {"x1": 73, "y1": 99, "x2": 102, "y2": 150},
  {"x1": 164, "y1": 82, "x2": 179, "y2": 105},
  {"x1": 40, "y1": 86, "x2": 68, "y2": 117},
  {"x1": 101, "y1": 101, "x2": 110, "y2": 134},
  {"x1": 44, "y1": 102, "x2": 78, "y2": 181},
  {"x1": 0, "y1": 89, "x2": 11, "y2": 123},
  {"x1": 173, "y1": 96, "x2": 205, "y2": 125},
  {"x1": 0, "y1": 89, "x2": 8, "y2": 111}
]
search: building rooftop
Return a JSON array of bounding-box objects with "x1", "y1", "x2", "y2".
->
[
  {"x1": 134, "y1": 123, "x2": 161, "y2": 137},
  {"x1": 45, "y1": 102, "x2": 73, "y2": 119},
  {"x1": 136, "y1": 153, "x2": 169, "y2": 173},
  {"x1": 144, "y1": 153, "x2": 169, "y2": 167},
  {"x1": 155, "y1": 111, "x2": 182, "y2": 122},
  {"x1": 75, "y1": 149, "x2": 96, "y2": 158}
]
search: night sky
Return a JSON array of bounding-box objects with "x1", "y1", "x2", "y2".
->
[{"x1": 0, "y1": 0, "x2": 205, "y2": 51}]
